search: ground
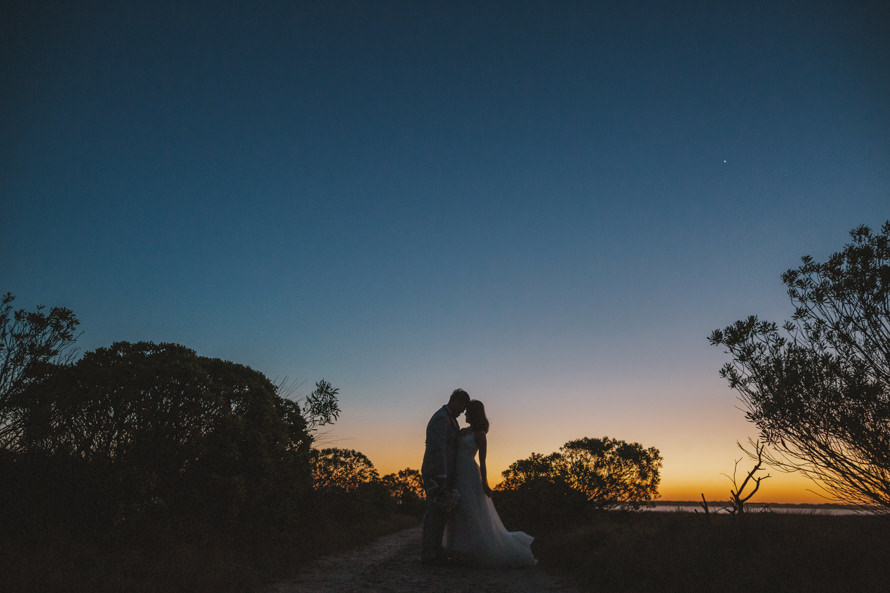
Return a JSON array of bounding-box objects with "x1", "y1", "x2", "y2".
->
[{"x1": 263, "y1": 526, "x2": 580, "y2": 593}]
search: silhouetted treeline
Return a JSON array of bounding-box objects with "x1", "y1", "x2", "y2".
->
[
  {"x1": 2, "y1": 340, "x2": 319, "y2": 532},
  {"x1": 0, "y1": 293, "x2": 421, "y2": 545},
  {"x1": 0, "y1": 292, "x2": 427, "y2": 592}
]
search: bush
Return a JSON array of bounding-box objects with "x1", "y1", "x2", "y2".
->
[{"x1": 498, "y1": 437, "x2": 663, "y2": 515}]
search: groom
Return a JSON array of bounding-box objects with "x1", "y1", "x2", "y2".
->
[{"x1": 420, "y1": 388, "x2": 470, "y2": 565}]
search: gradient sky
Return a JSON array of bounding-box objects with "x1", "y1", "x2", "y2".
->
[{"x1": 3, "y1": 1, "x2": 888, "y2": 503}]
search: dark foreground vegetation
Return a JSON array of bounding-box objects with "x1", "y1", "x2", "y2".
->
[
  {"x1": 0, "y1": 294, "x2": 426, "y2": 593},
  {"x1": 1, "y1": 292, "x2": 667, "y2": 593},
  {"x1": 514, "y1": 508, "x2": 890, "y2": 593},
  {"x1": 1, "y1": 492, "x2": 418, "y2": 593}
]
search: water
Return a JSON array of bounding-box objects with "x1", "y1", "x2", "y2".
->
[{"x1": 645, "y1": 503, "x2": 871, "y2": 516}]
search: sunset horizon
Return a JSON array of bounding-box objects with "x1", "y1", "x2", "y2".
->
[
  {"x1": 4, "y1": 0, "x2": 886, "y2": 513},
  {"x1": 3, "y1": 3, "x2": 887, "y2": 590}
]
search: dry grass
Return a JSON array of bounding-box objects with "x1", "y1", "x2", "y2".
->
[
  {"x1": 6, "y1": 496, "x2": 887, "y2": 593},
  {"x1": 0, "y1": 511, "x2": 419, "y2": 593},
  {"x1": 531, "y1": 510, "x2": 890, "y2": 593}
]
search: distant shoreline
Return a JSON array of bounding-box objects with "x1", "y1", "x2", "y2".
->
[
  {"x1": 649, "y1": 500, "x2": 863, "y2": 509},
  {"x1": 644, "y1": 500, "x2": 876, "y2": 514}
]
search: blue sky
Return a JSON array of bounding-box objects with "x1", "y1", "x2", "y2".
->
[{"x1": 3, "y1": 1, "x2": 888, "y2": 500}]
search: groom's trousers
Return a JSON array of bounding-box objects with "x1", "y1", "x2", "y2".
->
[{"x1": 421, "y1": 476, "x2": 448, "y2": 561}]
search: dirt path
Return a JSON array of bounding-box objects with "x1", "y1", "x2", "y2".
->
[{"x1": 263, "y1": 526, "x2": 581, "y2": 593}]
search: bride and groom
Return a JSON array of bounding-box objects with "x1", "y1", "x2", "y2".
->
[{"x1": 420, "y1": 388, "x2": 536, "y2": 568}]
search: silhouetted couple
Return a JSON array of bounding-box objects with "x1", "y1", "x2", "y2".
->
[{"x1": 420, "y1": 388, "x2": 536, "y2": 567}]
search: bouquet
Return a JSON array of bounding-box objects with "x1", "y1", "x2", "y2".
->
[{"x1": 431, "y1": 487, "x2": 461, "y2": 512}]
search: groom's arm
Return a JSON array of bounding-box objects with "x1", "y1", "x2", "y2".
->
[{"x1": 425, "y1": 411, "x2": 450, "y2": 485}]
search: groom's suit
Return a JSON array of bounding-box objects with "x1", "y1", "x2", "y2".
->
[
  {"x1": 421, "y1": 405, "x2": 460, "y2": 562},
  {"x1": 422, "y1": 405, "x2": 460, "y2": 487}
]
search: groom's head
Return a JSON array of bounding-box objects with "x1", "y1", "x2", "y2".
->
[{"x1": 447, "y1": 388, "x2": 470, "y2": 416}]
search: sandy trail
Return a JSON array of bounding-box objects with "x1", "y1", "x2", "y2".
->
[{"x1": 263, "y1": 526, "x2": 581, "y2": 593}]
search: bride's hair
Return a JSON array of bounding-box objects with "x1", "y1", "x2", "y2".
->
[{"x1": 466, "y1": 400, "x2": 489, "y2": 433}]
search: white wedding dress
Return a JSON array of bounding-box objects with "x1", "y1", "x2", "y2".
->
[{"x1": 445, "y1": 432, "x2": 537, "y2": 567}]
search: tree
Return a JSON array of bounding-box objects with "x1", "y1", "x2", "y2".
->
[
  {"x1": 709, "y1": 222, "x2": 890, "y2": 511},
  {"x1": 496, "y1": 451, "x2": 586, "y2": 523},
  {"x1": 7, "y1": 341, "x2": 317, "y2": 523},
  {"x1": 303, "y1": 379, "x2": 341, "y2": 429},
  {"x1": 311, "y1": 447, "x2": 380, "y2": 492},
  {"x1": 498, "y1": 437, "x2": 663, "y2": 510},
  {"x1": 559, "y1": 437, "x2": 663, "y2": 509},
  {"x1": 381, "y1": 468, "x2": 424, "y2": 505},
  {"x1": 0, "y1": 293, "x2": 79, "y2": 452},
  {"x1": 274, "y1": 378, "x2": 341, "y2": 442},
  {"x1": 724, "y1": 439, "x2": 771, "y2": 514},
  {"x1": 499, "y1": 452, "x2": 567, "y2": 492}
]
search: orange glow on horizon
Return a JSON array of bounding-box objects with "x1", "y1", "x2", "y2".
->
[
  {"x1": 657, "y1": 476, "x2": 830, "y2": 504},
  {"x1": 356, "y1": 444, "x2": 832, "y2": 505},
  {"x1": 321, "y1": 387, "x2": 844, "y2": 507}
]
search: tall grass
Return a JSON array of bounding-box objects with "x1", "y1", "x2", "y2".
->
[
  {"x1": 528, "y1": 510, "x2": 889, "y2": 593},
  {"x1": 0, "y1": 499, "x2": 419, "y2": 593}
]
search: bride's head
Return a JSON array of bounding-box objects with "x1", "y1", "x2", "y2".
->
[{"x1": 466, "y1": 400, "x2": 489, "y2": 433}]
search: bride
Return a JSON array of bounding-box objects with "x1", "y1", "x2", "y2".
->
[{"x1": 445, "y1": 399, "x2": 537, "y2": 567}]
